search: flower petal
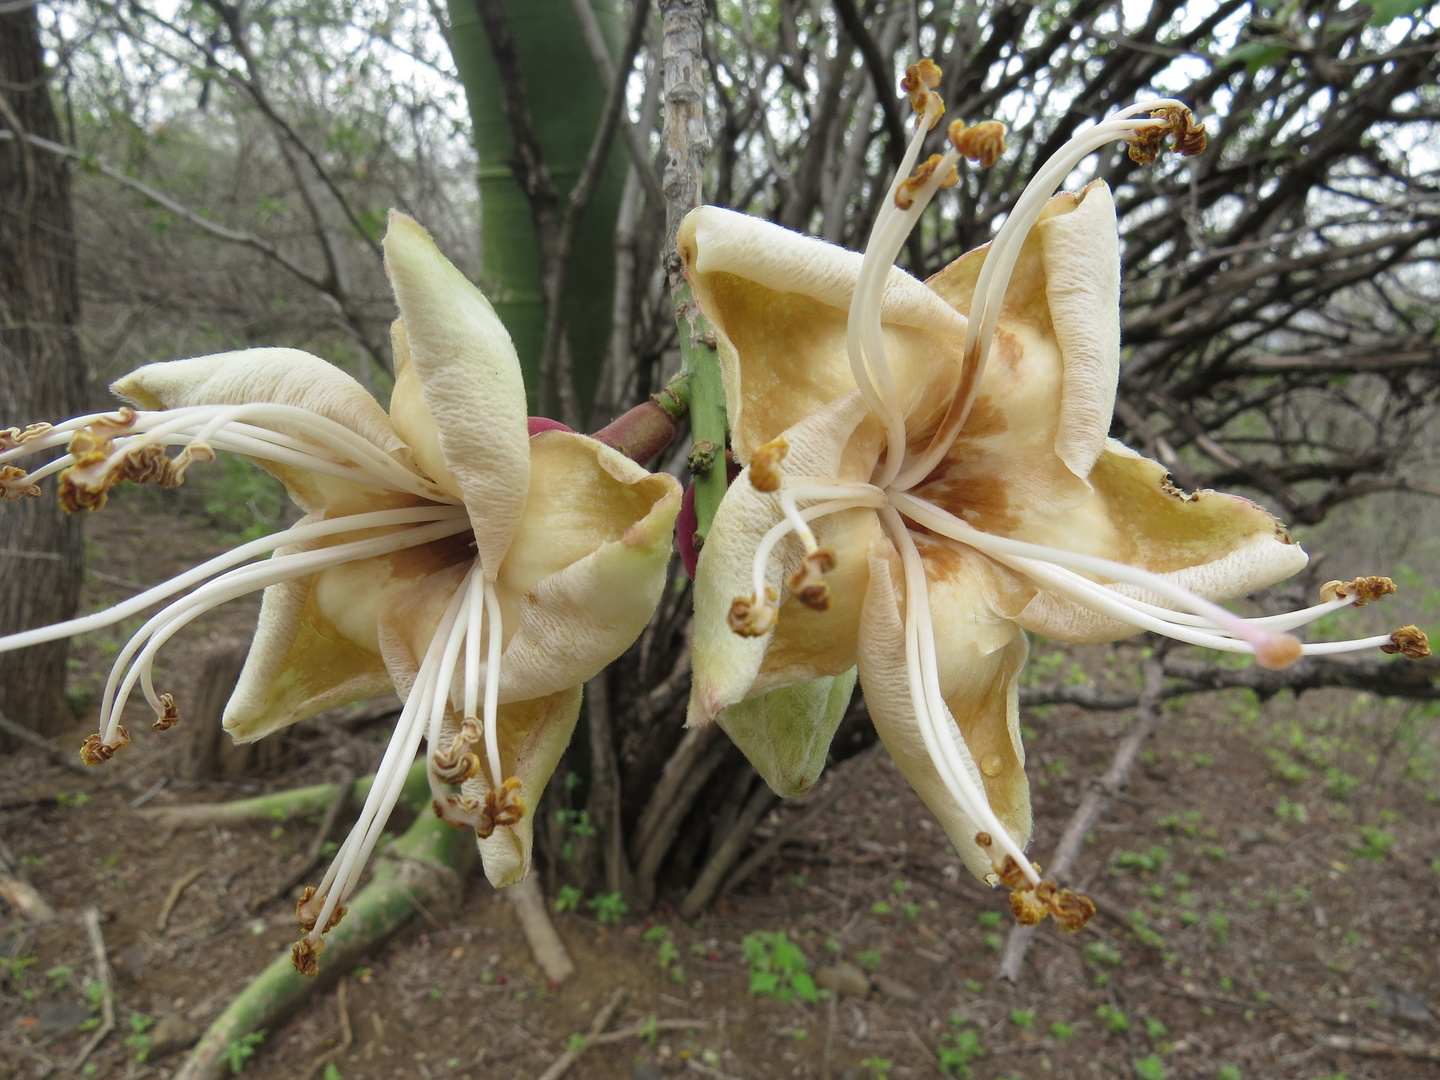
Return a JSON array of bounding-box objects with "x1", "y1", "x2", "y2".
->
[
  {"x1": 1010, "y1": 441, "x2": 1309, "y2": 641},
  {"x1": 858, "y1": 539, "x2": 1031, "y2": 883},
  {"x1": 493, "y1": 431, "x2": 682, "y2": 701},
  {"x1": 464, "y1": 685, "x2": 584, "y2": 888},
  {"x1": 687, "y1": 392, "x2": 881, "y2": 725},
  {"x1": 679, "y1": 206, "x2": 968, "y2": 460},
  {"x1": 113, "y1": 347, "x2": 407, "y2": 512},
  {"x1": 716, "y1": 668, "x2": 857, "y2": 797},
  {"x1": 383, "y1": 212, "x2": 529, "y2": 580}
]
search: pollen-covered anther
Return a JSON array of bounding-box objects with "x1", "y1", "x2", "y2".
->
[
  {"x1": 78, "y1": 725, "x2": 130, "y2": 766},
  {"x1": 432, "y1": 750, "x2": 481, "y2": 786},
  {"x1": 900, "y1": 59, "x2": 943, "y2": 119},
  {"x1": 788, "y1": 548, "x2": 837, "y2": 612},
  {"x1": 1047, "y1": 886, "x2": 1097, "y2": 933},
  {"x1": 997, "y1": 854, "x2": 1042, "y2": 892},
  {"x1": 152, "y1": 693, "x2": 180, "y2": 731},
  {"x1": 1320, "y1": 576, "x2": 1396, "y2": 606},
  {"x1": 476, "y1": 776, "x2": 526, "y2": 840},
  {"x1": 291, "y1": 936, "x2": 325, "y2": 977},
  {"x1": 895, "y1": 154, "x2": 960, "y2": 210},
  {"x1": 728, "y1": 588, "x2": 778, "y2": 637},
  {"x1": 59, "y1": 417, "x2": 213, "y2": 513},
  {"x1": 1128, "y1": 106, "x2": 1206, "y2": 165},
  {"x1": 1010, "y1": 886, "x2": 1047, "y2": 926},
  {"x1": 948, "y1": 119, "x2": 1007, "y2": 168},
  {"x1": 0, "y1": 422, "x2": 52, "y2": 451},
  {"x1": 1382, "y1": 625, "x2": 1430, "y2": 659},
  {"x1": 748, "y1": 436, "x2": 789, "y2": 493},
  {"x1": 1254, "y1": 632, "x2": 1303, "y2": 670},
  {"x1": 1, "y1": 466, "x2": 41, "y2": 501}
]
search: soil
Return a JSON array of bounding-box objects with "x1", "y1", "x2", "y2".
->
[{"x1": 3, "y1": 474, "x2": 1439, "y2": 1080}]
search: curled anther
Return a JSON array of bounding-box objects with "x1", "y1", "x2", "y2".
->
[
  {"x1": 948, "y1": 119, "x2": 1007, "y2": 168},
  {"x1": 1127, "y1": 105, "x2": 1206, "y2": 165},
  {"x1": 477, "y1": 776, "x2": 526, "y2": 840},
  {"x1": 1320, "y1": 576, "x2": 1396, "y2": 606},
  {"x1": 79, "y1": 726, "x2": 130, "y2": 766},
  {"x1": 1, "y1": 466, "x2": 41, "y2": 501},
  {"x1": 1382, "y1": 625, "x2": 1430, "y2": 659},
  {"x1": 1010, "y1": 887, "x2": 1047, "y2": 926},
  {"x1": 895, "y1": 154, "x2": 960, "y2": 210},
  {"x1": 432, "y1": 750, "x2": 481, "y2": 786},
  {"x1": 728, "y1": 587, "x2": 778, "y2": 637},
  {"x1": 749, "y1": 436, "x2": 789, "y2": 493},
  {"x1": 1047, "y1": 886, "x2": 1097, "y2": 933},
  {"x1": 295, "y1": 886, "x2": 348, "y2": 933},
  {"x1": 58, "y1": 415, "x2": 213, "y2": 513},
  {"x1": 900, "y1": 59, "x2": 943, "y2": 119},
  {"x1": 432, "y1": 794, "x2": 484, "y2": 829},
  {"x1": 291, "y1": 936, "x2": 325, "y2": 977},
  {"x1": 152, "y1": 693, "x2": 180, "y2": 731},
  {"x1": 788, "y1": 548, "x2": 837, "y2": 611},
  {"x1": 0, "y1": 422, "x2": 52, "y2": 451}
]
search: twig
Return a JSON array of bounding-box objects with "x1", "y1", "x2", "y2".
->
[
  {"x1": 1315, "y1": 1033, "x2": 1440, "y2": 1062},
  {"x1": 297, "y1": 978, "x2": 353, "y2": 1080},
  {"x1": 592, "y1": 1017, "x2": 709, "y2": 1044},
  {"x1": 250, "y1": 770, "x2": 356, "y2": 911},
  {"x1": 72, "y1": 907, "x2": 115, "y2": 1071},
  {"x1": 156, "y1": 867, "x2": 205, "y2": 932},
  {"x1": 504, "y1": 876, "x2": 575, "y2": 985},
  {"x1": 998, "y1": 654, "x2": 1165, "y2": 983},
  {"x1": 720, "y1": 740, "x2": 886, "y2": 897},
  {"x1": 535, "y1": 986, "x2": 627, "y2": 1080},
  {"x1": 0, "y1": 840, "x2": 57, "y2": 921},
  {"x1": 129, "y1": 776, "x2": 169, "y2": 808},
  {"x1": 0, "y1": 708, "x2": 90, "y2": 774}
]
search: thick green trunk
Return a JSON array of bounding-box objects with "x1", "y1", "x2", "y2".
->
[{"x1": 445, "y1": 0, "x2": 629, "y2": 417}]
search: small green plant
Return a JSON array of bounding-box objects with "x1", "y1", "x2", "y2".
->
[
  {"x1": 1115, "y1": 846, "x2": 1170, "y2": 873},
  {"x1": 1009, "y1": 1009, "x2": 1035, "y2": 1029},
  {"x1": 554, "y1": 809, "x2": 597, "y2": 859},
  {"x1": 587, "y1": 891, "x2": 628, "y2": 925},
  {"x1": 870, "y1": 900, "x2": 892, "y2": 915},
  {"x1": 901, "y1": 902, "x2": 921, "y2": 920},
  {"x1": 123, "y1": 1013, "x2": 155, "y2": 1063},
  {"x1": 224, "y1": 1029, "x2": 267, "y2": 1074},
  {"x1": 977, "y1": 910, "x2": 1003, "y2": 929},
  {"x1": 1096, "y1": 1003, "x2": 1130, "y2": 1034},
  {"x1": 854, "y1": 949, "x2": 881, "y2": 972},
  {"x1": 742, "y1": 931, "x2": 818, "y2": 1003},
  {"x1": 322, "y1": 1063, "x2": 343, "y2": 1080},
  {"x1": 553, "y1": 885, "x2": 582, "y2": 913},
  {"x1": 937, "y1": 1024, "x2": 984, "y2": 1077},
  {"x1": 1084, "y1": 942, "x2": 1123, "y2": 968},
  {"x1": 56, "y1": 790, "x2": 91, "y2": 808},
  {"x1": 636, "y1": 1015, "x2": 658, "y2": 1044},
  {"x1": 1133, "y1": 1055, "x2": 1168, "y2": 1079},
  {"x1": 1144, "y1": 1016, "x2": 1169, "y2": 1039},
  {"x1": 1352, "y1": 826, "x2": 1394, "y2": 860},
  {"x1": 1267, "y1": 749, "x2": 1311, "y2": 784},
  {"x1": 1275, "y1": 796, "x2": 1308, "y2": 823},
  {"x1": 1050, "y1": 1021, "x2": 1074, "y2": 1040},
  {"x1": 45, "y1": 965, "x2": 73, "y2": 990},
  {"x1": 565, "y1": 1033, "x2": 587, "y2": 1053},
  {"x1": 861, "y1": 1056, "x2": 893, "y2": 1080},
  {"x1": 1208, "y1": 913, "x2": 1230, "y2": 948},
  {"x1": 1325, "y1": 768, "x2": 1359, "y2": 800},
  {"x1": 1215, "y1": 1067, "x2": 1241, "y2": 1080}
]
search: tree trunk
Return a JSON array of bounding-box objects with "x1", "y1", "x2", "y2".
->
[{"x1": 0, "y1": 8, "x2": 85, "y2": 740}]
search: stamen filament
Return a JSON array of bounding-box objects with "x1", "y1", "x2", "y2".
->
[
  {"x1": 426, "y1": 568, "x2": 478, "y2": 802},
  {"x1": 482, "y1": 580, "x2": 505, "y2": 789},
  {"x1": 750, "y1": 495, "x2": 886, "y2": 606}
]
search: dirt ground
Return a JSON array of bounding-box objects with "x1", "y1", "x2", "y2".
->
[{"x1": 3, "y1": 473, "x2": 1439, "y2": 1080}]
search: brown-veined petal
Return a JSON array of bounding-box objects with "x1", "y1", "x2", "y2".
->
[
  {"x1": 383, "y1": 212, "x2": 529, "y2": 581},
  {"x1": 858, "y1": 540, "x2": 1031, "y2": 883}
]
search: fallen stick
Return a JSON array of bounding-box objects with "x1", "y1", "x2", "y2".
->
[
  {"x1": 535, "y1": 986, "x2": 627, "y2": 1080},
  {"x1": 505, "y1": 875, "x2": 576, "y2": 985},
  {"x1": 1316, "y1": 1033, "x2": 1440, "y2": 1062},
  {"x1": 72, "y1": 907, "x2": 115, "y2": 1071},
  {"x1": 997, "y1": 655, "x2": 1165, "y2": 983},
  {"x1": 0, "y1": 839, "x2": 57, "y2": 922},
  {"x1": 138, "y1": 759, "x2": 427, "y2": 829},
  {"x1": 171, "y1": 810, "x2": 474, "y2": 1080},
  {"x1": 156, "y1": 868, "x2": 206, "y2": 932},
  {"x1": 250, "y1": 770, "x2": 356, "y2": 911},
  {"x1": 0, "y1": 709, "x2": 91, "y2": 775}
]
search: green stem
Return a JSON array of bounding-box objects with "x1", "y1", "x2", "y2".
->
[
  {"x1": 172, "y1": 811, "x2": 474, "y2": 1080},
  {"x1": 675, "y1": 281, "x2": 727, "y2": 541}
]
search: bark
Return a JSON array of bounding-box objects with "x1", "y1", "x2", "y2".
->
[{"x1": 0, "y1": 7, "x2": 85, "y2": 740}]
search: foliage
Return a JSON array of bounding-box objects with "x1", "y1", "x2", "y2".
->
[{"x1": 742, "y1": 931, "x2": 819, "y2": 1003}]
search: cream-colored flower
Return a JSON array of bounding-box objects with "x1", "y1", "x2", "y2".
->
[
  {"x1": 0, "y1": 212, "x2": 681, "y2": 967},
  {"x1": 681, "y1": 86, "x2": 1424, "y2": 927}
]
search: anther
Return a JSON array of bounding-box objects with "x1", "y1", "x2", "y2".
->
[
  {"x1": 895, "y1": 154, "x2": 960, "y2": 210},
  {"x1": 728, "y1": 588, "x2": 779, "y2": 637},
  {"x1": 1253, "y1": 633, "x2": 1303, "y2": 670},
  {"x1": 477, "y1": 776, "x2": 526, "y2": 840},
  {"x1": 787, "y1": 548, "x2": 837, "y2": 611},
  {"x1": 1, "y1": 466, "x2": 41, "y2": 501},
  {"x1": 1319, "y1": 576, "x2": 1396, "y2": 606},
  {"x1": 749, "y1": 436, "x2": 789, "y2": 493},
  {"x1": 152, "y1": 693, "x2": 180, "y2": 731},
  {"x1": 296, "y1": 886, "x2": 348, "y2": 933},
  {"x1": 291, "y1": 936, "x2": 325, "y2": 977},
  {"x1": 0, "y1": 422, "x2": 53, "y2": 451},
  {"x1": 1127, "y1": 105, "x2": 1206, "y2": 164},
  {"x1": 900, "y1": 60, "x2": 943, "y2": 121},
  {"x1": 1047, "y1": 886, "x2": 1097, "y2": 933},
  {"x1": 432, "y1": 794, "x2": 484, "y2": 829},
  {"x1": 79, "y1": 726, "x2": 129, "y2": 766},
  {"x1": 1010, "y1": 888, "x2": 1047, "y2": 925},
  {"x1": 947, "y1": 119, "x2": 1007, "y2": 168},
  {"x1": 1382, "y1": 625, "x2": 1430, "y2": 659}
]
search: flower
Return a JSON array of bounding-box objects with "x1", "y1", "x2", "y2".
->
[
  {"x1": 679, "y1": 74, "x2": 1426, "y2": 927},
  {"x1": 0, "y1": 212, "x2": 681, "y2": 969}
]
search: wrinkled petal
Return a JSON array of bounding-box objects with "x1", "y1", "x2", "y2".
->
[
  {"x1": 1009, "y1": 441, "x2": 1309, "y2": 641},
  {"x1": 464, "y1": 685, "x2": 584, "y2": 887},
  {"x1": 383, "y1": 212, "x2": 529, "y2": 580},
  {"x1": 858, "y1": 541, "x2": 1031, "y2": 883},
  {"x1": 688, "y1": 392, "x2": 881, "y2": 725},
  {"x1": 113, "y1": 347, "x2": 408, "y2": 512},
  {"x1": 717, "y1": 667, "x2": 857, "y2": 797},
  {"x1": 679, "y1": 206, "x2": 968, "y2": 461},
  {"x1": 494, "y1": 431, "x2": 681, "y2": 701}
]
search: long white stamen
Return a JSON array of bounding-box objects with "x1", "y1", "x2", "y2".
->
[
  {"x1": 426, "y1": 569, "x2": 478, "y2": 801},
  {"x1": 880, "y1": 507, "x2": 1038, "y2": 885},
  {"x1": 893, "y1": 101, "x2": 1187, "y2": 491},
  {"x1": 0, "y1": 506, "x2": 467, "y2": 654},
  {"x1": 482, "y1": 581, "x2": 505, "y2": 788},
  {"x1": 462, "y1": 565, "x2": 485, "y2": 724},
  {"x1": 892, "y1": 492, "x2": 1299, "y2": 661},
  {"x1": 96, "y1": 518, "x2": 470, "y2": 743},
  {"x1": 750, "y1": 495, "x2": 887, "y2": 605}
]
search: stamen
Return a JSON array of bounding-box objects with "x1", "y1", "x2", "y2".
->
[
  {"x1": 0, "y1": 422, "x2": 53, "y2": 451},
  {"x1": 899, "y1": 60, "x2": 943, "y2": 125},
  {"x1": 477, "y1": 776, "x2": 526, "y2": 840},
  {"x1": 895, "y1": 153, "x2": 959, "y2": 210},
  {"x1": 948, "y1": 119, "x2": 1007, "y2": 168},
  {"x1": 79, "y1": 727, "x2": 129, "y2": 766},
  {"x1": 1383, "y1": 626, "x2": 1430, "y2": 659},
  {"x1": 749, "y1": 436, "x2": 789, "y2": 493},
  {"x1": 1320, "y1": 576, "x2": 1395, "y2": 606},
  {"x1": 425, "y1": 566, "x2": 478, "y2": 805},
  {"x1": 1, "y1": 466, "x2": 40, "y2": 501},
  {"x1": 482, "y1": 580, "x2": 505, "y2": 791},
  {"x1": 728, "y1": 588, "x2": 778, "y2": 637},
  {"x1": 152, "y1": 694, "x2": 180, "y2": 731}
]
